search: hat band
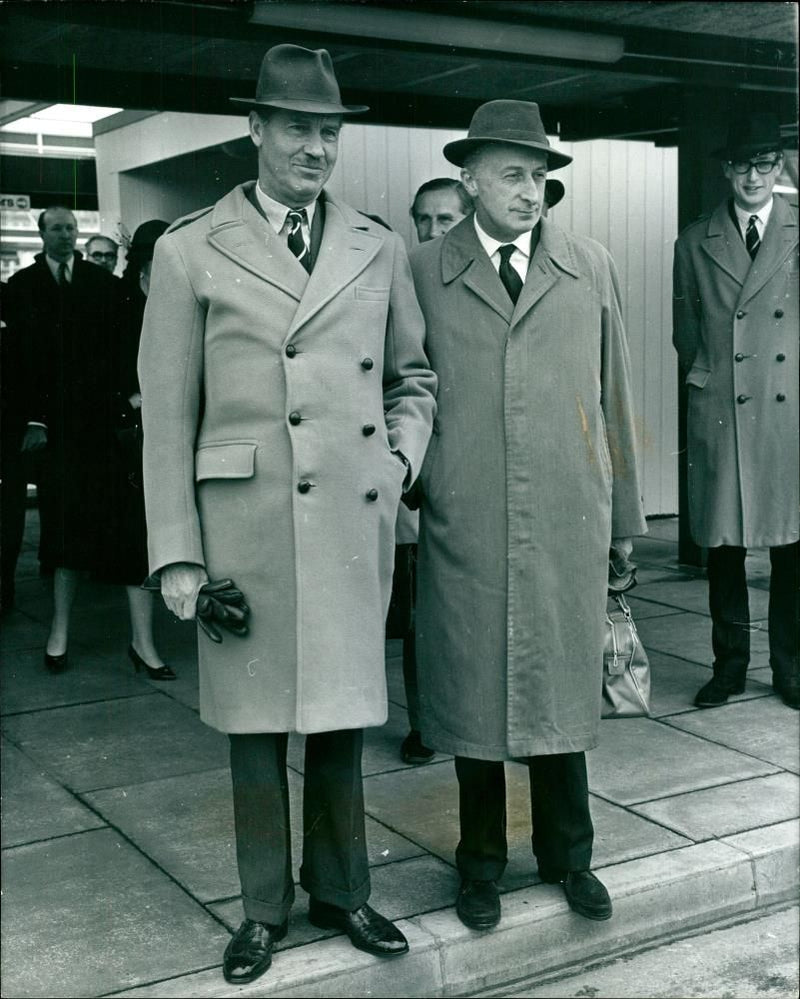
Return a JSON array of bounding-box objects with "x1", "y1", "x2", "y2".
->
[{"x1": 470, "y1": 128, "x2": 550, "y2": 144}]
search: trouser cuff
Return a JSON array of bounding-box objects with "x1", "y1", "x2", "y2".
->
[
  {"x1": 299, "y1": 868, "x2": 371, "y2": 912},
  {"x1": 241, "y1": 886, "x2": 294, "y2": 926}
]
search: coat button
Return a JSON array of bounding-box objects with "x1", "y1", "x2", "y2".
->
[
  {"x1": 288, "y1": 411, "x2": 302, "y2": 426},
  {"x1": 736, "y1": 394, "x2": 750, "y2": 404},
  {"x1": 298, "y1": 480, "x2": 312, "y2": 494},
  {"x1": 362, "y1": 423, "x2": 376, "y2": 436},
  {"x1": 776, "y1": 393, "x2": 786, "y2": 402},
  {"x1": 776, "y1": 353, "x2": 786, "y2": 362},
  {"x1": 774, "y1": 309, "x2": 784, "y2": 318},
  {"x1": 285, "y1": 344, "x2": 296, "y2": 357},
  {"x1": 736, "y1": 310, "x2": 746, "y2": 319},
  {"x1": 734, "y1": 352, "x2": 745, "y2": 362},
  {"x1": 366, "y1": 488, "x2": 379, "y2": 501},
  {"x1": 361, "y1": 357, "x2": 374, "y2": 370}
]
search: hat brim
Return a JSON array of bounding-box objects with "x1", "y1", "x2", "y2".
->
[
  {"x1": 230, "y1": 96, "x2": 369, "y2": 115},
  {"x1": 444, "y1": 136, "x2": 572, "y2": 171},
  {"x1": 711, "y1": 141, "x2": 784, "y2": 161}
]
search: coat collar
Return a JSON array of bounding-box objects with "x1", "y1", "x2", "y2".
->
[
  {"x1": 440, "y1": 214, "x2": 581, "y2": 327},
  {"x1": 206, "y1": 182, "x2": 384, "y2": 334}
]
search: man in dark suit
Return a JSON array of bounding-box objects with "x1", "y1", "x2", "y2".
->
[{"x1": 673, "y1": 112, "x2": 799, "y2": 710}]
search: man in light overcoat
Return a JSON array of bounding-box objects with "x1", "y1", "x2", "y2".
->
[
  {"x1": 409, "y1": 100, "x2": 646, "y2": 932},
  {"x1": 138, "y1": 45, "x2": 436, "y2": 984},
  {"x1": 673, "y1": 111, "x2": 799, "y2": 710}
]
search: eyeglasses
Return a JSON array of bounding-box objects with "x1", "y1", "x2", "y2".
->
[
  {"x1": 89, "y1": 251, "x2": 118, "y2": 261},
  {"x1": 727, "y1": 158, "x2": 781, "y2": 175}
]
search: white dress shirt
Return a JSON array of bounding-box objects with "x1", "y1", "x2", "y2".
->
[
  {"x1": 733, "y1": 197, "x2": 773, "y2": 244},
  {"x1": 473, "y1": 215, "x2": 532, "y2": 285},
  {"x1": 45, "y1": 253, "x2": 74, "y2": 284},
  {"x1": 255, "y1": 182, "x2": 316, "y2": 252}
]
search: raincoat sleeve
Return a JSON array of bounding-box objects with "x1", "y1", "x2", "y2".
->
[{"x1": 672, "y1": 234, "x2": 701, "y2": 373}]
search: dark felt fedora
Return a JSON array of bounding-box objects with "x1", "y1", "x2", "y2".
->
[
  {"x1": 712, "y1": 112, "x2": 784, "y2": 161},
  {"x1": 444, "y1": 100, "x2": 572, "y2": 171},
  {"x1": 544, "y1": 179, "x2": 565, "y2": 208},
  {"x1": 230, "y1": 44, "x2": 368, "y2": 115}
]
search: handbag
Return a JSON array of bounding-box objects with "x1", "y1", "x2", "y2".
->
[{"x1": 603, "y1": 593, "x2": 650, "y2": 718}]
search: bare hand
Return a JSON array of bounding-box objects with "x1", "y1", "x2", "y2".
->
[
  {"x1": 21, "y1": 425, "x2": 47, "y2": 452},
  {"x1": 160, "y1": 562, "x2": 208, "y2": 620}
]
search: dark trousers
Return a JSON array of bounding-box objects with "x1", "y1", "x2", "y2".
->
[
  {"x1": 0, "y1": 430, "x2": 28, "y2": 609},
  {"x1": 229, "y1": 729, "x2": 370, "y2": 925},
  {"x1": 708, "y1": 543, "x2": 800, "y2": 685},
  {"x1": 454, "y1": 752, "x2": 594, "y2": 882}
]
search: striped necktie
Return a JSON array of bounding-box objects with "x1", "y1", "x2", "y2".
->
[
  {"x1": 287, "y1": 209, "x2": 310, "y2": 272},
  {"x1": 745, "y1": 215, "x2": 760, "y2": 260}
]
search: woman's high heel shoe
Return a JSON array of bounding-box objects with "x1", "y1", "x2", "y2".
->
[
  {"x1": 44, "y1": 651, "x2": 68, "y2": 673},
  {"x1": 128, "y1": 644, "x2": 176, "y2": 681}
]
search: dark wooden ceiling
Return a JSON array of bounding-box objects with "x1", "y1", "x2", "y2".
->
[{"x1": 1, "y1": 1, "x2": 797, "y2": 144}]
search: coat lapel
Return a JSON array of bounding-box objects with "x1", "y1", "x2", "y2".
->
[
  {"x1": 511, "y1": 218, "x2": 579, "y2": 329},
  {"x1": 441, "y1": 218, "x2": 513, "y2": 324},
  {"x1": 738, "y1": 195, "x2": 799, "y2": 307},
  {"x1": 289, "y1": 193, "x2": 384, "y2": 335},
  {"x1": 206, "y1": 183, "x2": 307, "y2": 303},
  {"x1": 699, "y1": 200, "x2": 750, "y2": 289}
]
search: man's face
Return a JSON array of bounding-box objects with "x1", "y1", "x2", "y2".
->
[
  {"x1": 723, "y1": 151, "x2": 784, "y2": 213},
  {"x1": 461, "y1": 145, "x2": 547, "y2": 243},
  {"x1": 40, "y1": 209, "x2": 78, "y2": 262},
  {"x1": 86, "y1": 237, "x2": 118, "y2": 272},
  {"x1": 413, "y1": 189, "x2": 468, "y2": 243},
  {"x1": 249, "y1": 108, "x2": 341, "y2": 207}
]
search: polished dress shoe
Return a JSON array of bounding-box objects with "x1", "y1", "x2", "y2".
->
[
  {"x1": 308, "y1": 900, "x2": 408, "y2": 956},
  {"x1": 401, "y1": 729, "x2": 435, "y2": 765},
  {"x1": 455, "y1": 879, "x2": 500, "y2": 930},
  {"x1": 222, "y1": 918, "x2": 288, "y2": 984},
  {"x1": 774, "y1": 676, "x2": 800, "y2": 710},
  {"x1": 128, "y1": 644, "x2": 176, "y2": 681},
  {"x1": 44, "y1": 651, "x2": 68, "y2": 673},
  {"x1": 548, "y1": 870, "x2": 612, "y2": 921},
  {"x1": 694, "y1": 675, "x2": 745, "y2": 708}
]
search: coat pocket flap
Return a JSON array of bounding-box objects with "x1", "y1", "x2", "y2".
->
[
  {"x1": 195, "y1": 442, "x2": 256, "y2": 481},
  {"x1": 685, "y1": 365, "x2": 711, "y2": 389},
  {"x1": 355, "y1": 286, "x2": 390, "y2": 301}
]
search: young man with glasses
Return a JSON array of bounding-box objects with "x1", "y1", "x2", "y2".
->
[{"x1": 673, "y1": 111, "x2": 799, "y2": 710}]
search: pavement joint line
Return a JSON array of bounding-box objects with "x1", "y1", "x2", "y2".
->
[
  {"x1": 98, "y1": 964, "x2": 224, "y2": 998},
  {"x1": 73, "y1": 762, "x2": 231, "y2": 795},
  {"x1": 0, "y1": 688, "x2": 161, "y2": 719},
  {"x1": 657, "y1": 715, "x2": 798, "y2": 772},
  {"x1": 614, "y1": 769, "x2": 791, "y2": 809}
]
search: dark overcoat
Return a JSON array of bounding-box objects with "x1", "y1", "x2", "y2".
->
[
  {"x1": 673, "y1": 195, "x2": 799, "y2": 548},
  {"x1": 410, "y1": 216, "x2": 646, "y2": 761},
  {"x1": 139, "y1": 183, "x2": 436, "y2": 735}
]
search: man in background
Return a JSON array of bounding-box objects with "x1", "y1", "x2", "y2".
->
[{"x1": 84, "y1": 234, "x2": 119, "y2": 274}]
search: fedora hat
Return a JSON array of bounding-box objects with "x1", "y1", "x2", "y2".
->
[
  {"x1": 444, "y1": 100, "x2": 572, "y2": 171},
  {"x1": 712, "y1": 111, "x2": 784, "y2": 161},
  {"x1": 230, "y1": 44, "x2": 368, "y2": 115},
  {"x1": 544, "y1": 178, "x2": 565, "y2": 208}
]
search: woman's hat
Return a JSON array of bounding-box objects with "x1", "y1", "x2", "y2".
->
[
  {"x1": 444, "y1": 100, "x2": 572, "y2": 171},
  {"x1": 230, "y1": 44, "x2": 369, "y2": 115},
  {"x1": 128, "y1": 220, "x2": 169, "y2": 262},
  {"x1": 712, "y1": 112, "x2": 784, "y2": 161},
  {"x1": 544, "y1": 179, "x2": 565, "y2": 208}
]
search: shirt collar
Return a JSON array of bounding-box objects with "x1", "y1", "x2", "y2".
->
[
  {"x1": 473, "y1": 214, "x2": 532, "y2": 261},
  {"x1": 45, "y1": 253, "x2": 74, "y2": 281},
  {"x1": 733, "y1": 196, "x2": 773, "y2": 234},
  {"x1": 255, "y1": 182, "x2": 317, "y2": 234}
]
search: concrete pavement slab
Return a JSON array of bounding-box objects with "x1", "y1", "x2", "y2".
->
[
  {"x1": 621, "y1": 598, "x2": 682, "y2": 620},
  {"x1": 0, "y1": 607, "x2": 50, "y2": 652},
  {"x1": 722, "y1": 820, "x2": 799, "y2": 907},
  {"x1": 636, "y1": 611, "x2": 770, "y2": 667},
  {"x1": 631, "y1": 772, "x2": 800, "y2": 840},
  {"x1": 0, "y1": 827, "x2": 230, "y2": 999},
  {"x1": 588, "y1": 717, "x2": 779, "y2": 805},
  {"x1": 1, "y1": 738, "x2": 105, "y2": 847},
  {"x1": 1, "y1": 645, "x2": 152, "y2": 716},
  {"x1": 645, "y1": 649, "x2": 770, "y2": 718},
  {"x1": 631, "y1": 536, "x2": 680, "y2": 566},
  {"x1": 662, "y1": 696, "x2": 800, "y2": 773},
  {"x1": 85, "y1": 767, "x2": 426, "y2": 903},
  {"x1": 2, "y1": 693, "x2": 229, "y2": 792},
  {"x1": 632, "y1": 578, "x2": 769, "y2": 619}
]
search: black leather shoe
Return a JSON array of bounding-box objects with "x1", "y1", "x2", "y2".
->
[
  {"x1": 694, "y1": 676, "x2": 745, "y2": 708},
  {"x1": 455, "y1": 879, "x2": 500, "y2": 930},
  {"x1": 561, "y1": 871, "x2": 612, "y2": 921},
  {"x1": 308, "y1": 900, "x2": 408, "y2": 956},
  {"x1": 44, "y1": 651, "x2": 68, "y2": 673},
  {"x1": 128, "y1": 644, "x2": 176, "y2": 681},
  {"x1": 401, "y1": 729, "x2": 435, "y2": 765},
  {"x1": 774, "y1": 676, "x2": 800, "y2": 710},
  {"x1": 222, "y1": 918, "x2": 288, "y2": 985}
]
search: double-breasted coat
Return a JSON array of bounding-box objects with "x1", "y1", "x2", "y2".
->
[
  {"x1": 673, "y1": 194, "x2": 799, "y2": 548},
  {"x1": 139, "y1": 183, "x2": 436, "y2": 734},
  {"x1": 410, "y1": 216, "x2": 646, "y2": 761}
]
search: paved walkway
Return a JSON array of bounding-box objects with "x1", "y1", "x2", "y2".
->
[{"x1": 1, "y1": 515, "x2": 798, "y2": 998}]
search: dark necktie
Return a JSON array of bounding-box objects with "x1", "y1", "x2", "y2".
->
[
  {"x1": 287, "y1": 209, "x2": 310, "y2": 272},
  {"x1": 57, "y1": 261, "x2": 68, "y2": 287},
  {"x1": 745, "y1": 215, "x2": 760, "y2": 261},
  {"x1": 498, "y1": 244, "x2": 523, "y2": 305}
]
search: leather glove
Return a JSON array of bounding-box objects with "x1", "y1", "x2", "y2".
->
[{"x1": 195, "y1": 578, "x2": 250, "y2": 643}]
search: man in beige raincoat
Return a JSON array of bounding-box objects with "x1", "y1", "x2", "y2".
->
[
  {"x1": 139, "y1": 45, "x2": 436, "y2": 984},
  {"x1": 410, "y1": 100, "x2": 646, "y2": 932}
]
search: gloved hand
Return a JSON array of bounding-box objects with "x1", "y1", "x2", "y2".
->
[{"x1": 196, "y1": 578, "x2": 250, "y2": 643}]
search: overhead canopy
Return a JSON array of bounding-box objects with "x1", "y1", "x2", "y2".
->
[{"x1": 1, "y1": 0, "x2": 797, "y2": 144}]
